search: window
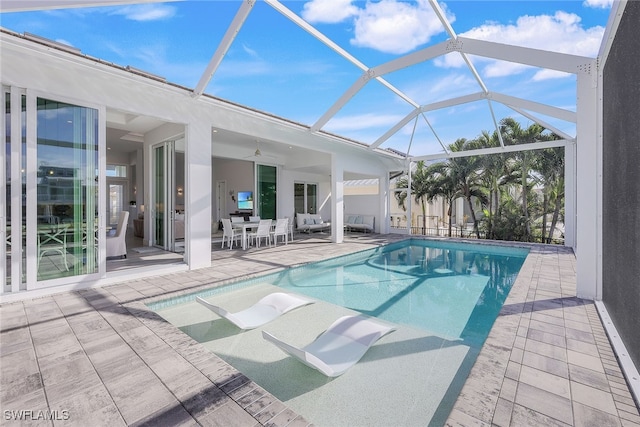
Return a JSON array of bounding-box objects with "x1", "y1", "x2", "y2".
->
[
  {"x1": 106, "y1": 164, "x2": 127, "y2": 177},
  {"x1": 294, "y1": 182, "x2": 317, "y2": 214}
]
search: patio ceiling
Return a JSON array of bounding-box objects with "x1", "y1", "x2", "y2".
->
[{"x1": 1, "y1": 0, "x2": 605, "y2": 161}]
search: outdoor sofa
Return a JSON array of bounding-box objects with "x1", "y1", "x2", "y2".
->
[
  {"x1": 345, "y1": 214, "x2": 375, "y2": 233},
  {"x1": 296, "y1": 213, "x2": 331, "y2": 233}
]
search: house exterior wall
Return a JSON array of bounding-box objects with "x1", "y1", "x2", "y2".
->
[
  {"x1": 211, "y1": 158, "x2": 255, "y2": 219},
  {"x1": 279, "y1": 169, "x2": 331, "y2": 221},
  {"x1": 602, "y1": 0, "x2": 640, "y2": 372},
  {"x1": 0, "y1": 31, "x2": 401, "y2": 294},
  {"x1": 345, "y1": 194, "x2": 379, "y2": 232}
]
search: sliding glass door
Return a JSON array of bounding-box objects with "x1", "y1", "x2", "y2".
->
[
  {"x1": 151, "y1": 140, "x2": 182, "y2": 252},
  {"x1": 257, "y1": 164, "x2": 276, "y2": 219},
  {"x1": 2, "y1": 89, "x2": 26, "y2": 292},
  {"x1": 2, "y1": 89, "x2": 101, "y2": 292},
  {"x1": 35, "y1": 98, "x2": 100, "y2": 281}
]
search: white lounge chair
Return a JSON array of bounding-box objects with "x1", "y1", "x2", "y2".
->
[
  {"x1": 262, "y1": 314, "x2": 395, "y2": 377},
  {"x1": 195, "y1": 292, "x2": 314, "y2": 330}
]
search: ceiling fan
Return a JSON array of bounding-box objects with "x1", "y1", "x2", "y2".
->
[{"x1": 244, "y1": 140, "x2": 276, "y2": 160}]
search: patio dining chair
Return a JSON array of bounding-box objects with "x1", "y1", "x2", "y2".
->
[
  {"x1": 285, "y1": 216, "x2": 295, "y2": 242},
  {"x1": 249, "y1": 216, "x2": 261, "y2": 222},
  {"x1": 37, "y1": 223, "x2": 70, "y2": 271},
  {"x1": 221, "y1": 218, "x2": 240, "y2": 249},
  {"x1": 271, "y1": 218, "x2": 289, "y2": 246},
  {"x1": 81, "y1": 221, "x2": 99, "y2": 265},
  {"x1": 231, "y1": 217, "x2": 244, "y2": 223},
  {"x1": 249, "y1": 219, "x2": 272, "y2": 248}
]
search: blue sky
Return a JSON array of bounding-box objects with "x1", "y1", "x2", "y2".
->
[{"x1": 1, "y1": 0, "x2": 613, "y2": 156}]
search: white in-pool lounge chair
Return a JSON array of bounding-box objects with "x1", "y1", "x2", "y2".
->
[
  {"x1": 262, "y1": 314, "x2": 395, "y2": 377},
  {"x1": 195, "y1": 292, "x2": 314, "y2": 330}
]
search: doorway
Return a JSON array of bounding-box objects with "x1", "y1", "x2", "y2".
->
[
  {"x1": 216, "y1": 180, "x2": 226, "y2": 233},
  {"x1": 2, "y1": 91, "x2": 101, "y2": 292},
  {"x1": 106, "y1": 177, "x2": 128, "y2": 229},
  {"x1": 151, "y1": 140, "x2": 184, "y2": 253}
]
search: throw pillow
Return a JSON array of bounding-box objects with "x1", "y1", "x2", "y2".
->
[
  {"x1": 347, "y1": 215, "x2": 357, "y2": 224},
  {"x1": 355, "y1": 216, "x2": 363, "y2": 224}
]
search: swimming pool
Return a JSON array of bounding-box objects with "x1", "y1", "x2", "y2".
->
[{"x1": 153, "y1": 239, "x2": 528, "y2": 426}]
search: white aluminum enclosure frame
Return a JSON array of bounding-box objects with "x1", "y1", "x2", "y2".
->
[{"x1": 0, "y1": 0, "x2": 613, "y2": 303}]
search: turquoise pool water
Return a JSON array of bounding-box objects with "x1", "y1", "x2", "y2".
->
[
  {"x1": 274, "y1": 240, "x2": 527, "y2": 346},
  {"x1": 151, "y1": 239, "x2": 528, "y2": 347},
  {"x1": 152, "y1": 239, "x2": 529, "y2": 426}
]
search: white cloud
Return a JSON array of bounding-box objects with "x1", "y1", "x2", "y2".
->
[
  {"x1": 424, "y1": 73, "x2": 477, "y2": 100},
  {"x1": 532, "y1": 69, "x2": 571, "y2": 81},
  {"x1": 325, "y1": 112, "x2": 405, "y2": 132},
  {"x1": 351, "y1": 0, "x2": 453, "y2": 54},
  {"x1": 111, "y1": 4, "x2": 176, "y2": 22},
  {"x1": 242, "y1": 43, "x2": 260, "y2": 60},
  {"x1": 301, "y1": 0, "x2": 452, "y2": 54},
  {"x1": 481, "y1": 60, "x2": 530, "y2": 78},
  {"x1": 302, "y1": 0, "x2": 359, "y2": 24},
  {"x1": 583, "y1": 0, "x2": 613, "y2": 8},
  {"x1": 435, "y1": 11, "x2": 604, "y2": 81}
]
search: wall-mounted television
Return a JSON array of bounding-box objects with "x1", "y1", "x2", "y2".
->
[{"x1": 237, "y1": 191, "x2": 253, "y2": 210}]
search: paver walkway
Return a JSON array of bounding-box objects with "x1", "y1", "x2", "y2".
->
[
  {"x1": 448, "y1": 245, "x2": 640, "y2": 427},
  {"x1": 1, "y1": 235, "x2": 638, "y2": 426}
]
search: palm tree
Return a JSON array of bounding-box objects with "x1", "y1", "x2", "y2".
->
[
  {"x1": 475, "y1": 130, "x2": 516, "y2": 239},
  {"x1": 501, "y1": 118, "x2": 555, "y2": 241},
  {"x1": 533, "y1": 147, "x2": 564, "y2": 243},
  {"x1": 448, "y1": 138, "x2": 488, "y2": 239},
  {"x1": 427, "y1": 161, "x2": 461, "y2": 237}
]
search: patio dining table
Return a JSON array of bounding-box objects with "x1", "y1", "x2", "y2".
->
[{"x1": 231, "y1": 221, "x2": 260, "y2": 250}]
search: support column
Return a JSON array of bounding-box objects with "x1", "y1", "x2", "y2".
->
[
  {"x1": 331, "y1": 154, "x2": 344, "y2": 243},
  {"x1": 379, "y1": 172, "x2": 389, "y2": 234},
  {"x1": 564, "y1": 142, "x2": 577, "y2": 249},
  {"x1": 407, "y1": 160, "x2": 412, "y2": 232},
  {"x1": 186, "y1": 120, "x2": 212, "y2": 269},
  {"x1": 575, "y1": 69, "x2": 600, "y2": 300},
  {"x1": 456, "y1": 198, "x2": 465, "y2": 226}
]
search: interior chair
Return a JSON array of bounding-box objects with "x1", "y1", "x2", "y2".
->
[
  {"x1": 196, "y1": 292, "x2": 314, "y2": 330},
  {"x1": 271, "y1": 218, "x2": 289, "y2": 246},
  {"x1": 37, "y1": 223, "x2": 70, "y2": 271},
  {"x1": 263, "y1": 314, "x2": 396, "y2": 377},
  {"x1": 106, "y1": 211, "x2": 129, "y2": 258},
  {"x1": 249, "y1": 219, "x2": 272, "y2": 248},
  {"x1": 221, "y1": 218, "x2": 240, "y2": 249}
]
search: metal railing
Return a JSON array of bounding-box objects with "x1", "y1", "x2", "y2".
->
[
  {"x1": 391, "y1": 225, "x2": 564, "y2": 245},
  {"x1": 391, "y1": 225, "x2": 481, "y2": 238}
]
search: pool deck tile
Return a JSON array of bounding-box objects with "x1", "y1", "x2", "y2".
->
[{"x1": 1, "y1": 234, "x2": 638, "y2": 426}]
